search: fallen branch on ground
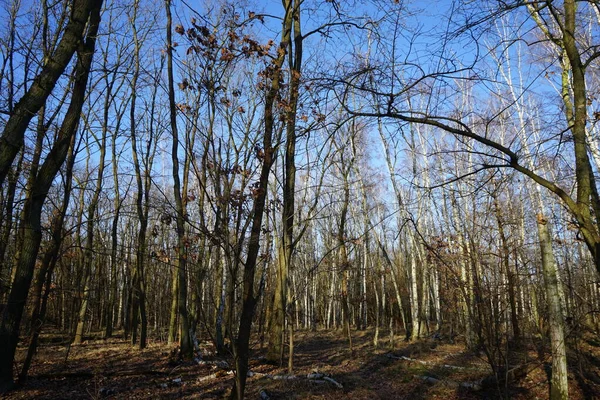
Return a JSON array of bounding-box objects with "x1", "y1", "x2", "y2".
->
[
  {"x1": 197, "y1": 373, "x2": 217, "y2": 382},
  {"x1": 322, "y1": 376, "x2": 343, "y2": 388},
  {"x1": 195, "y1": 361, "x2": 343, "y2": 390},
  {"x1": 247, "y1": 371, "x2": 297, "y2": 380},
  {"x1": 416, "y1": 375, "x2": 482, "y2": 391},
  {"x1": 248, "y1": 371, "x2": 343, "y2": 388},
  {"x1": 387, "y1": 354, "x2": 474, "y2": 370}
]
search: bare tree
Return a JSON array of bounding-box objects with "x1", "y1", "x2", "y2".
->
[{"x1": 0, "y1": 0, "x2": 102, "y2": 390}]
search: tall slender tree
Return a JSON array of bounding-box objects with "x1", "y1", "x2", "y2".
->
[{"x1": 165, "y1": 0, "x2": 193, "y2": 359}]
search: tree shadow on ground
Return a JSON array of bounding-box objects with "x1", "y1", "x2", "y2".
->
[{"x1": 6, "y1": 328, "x2": 600, "y2": 399}]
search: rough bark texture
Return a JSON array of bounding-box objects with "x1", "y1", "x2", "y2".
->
[
  {"x1": 267, "y1": 0, "x2": 301, "y2": 365},
  {"x1": 537, "y1": 215, "x2": 568, "y2": 400},
  {"x1": 0, "y1": 2, "x2": 102, "y2": 390},
  {"x1": 18, "y1": 135, "x2": 76, "y2": 383}
]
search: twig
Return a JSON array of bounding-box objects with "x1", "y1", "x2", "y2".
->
[
  {"x1": 323, "y1": 376, "x2": 343, "y2": 388},
  {"x1": 197, "y1": 373, "x2": 217, "y2": 382}
]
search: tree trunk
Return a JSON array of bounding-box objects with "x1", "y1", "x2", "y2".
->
[
  {"x1": 74, "y1": 93, "x2": 109, "y2": 345},
  {"x1": 129, "y1": 0, "x2": 151, "y2": 349},
  {"x1": 537, "y1": 214, "x2": 568, "y2": 400},
  {"x1": 18, "y1": 134, "x2": 76, "y2": 382},
  {"x1": 409, "y1": 249, "x2": 420, "y2": 341},
  {"x1": 0, "y1": 3, "x2": 101, "y2": 389},
  {"x1": 168, "y1": 267, "x2": 178, "y2": 345},
  {"x1": 0, "y1": 151, "x2": 23, "y2": 297},
  {"x1": 494, "y1": 200, "x2": 520, "y2": 341},
  {"x1": 165, "y1": 0, "x2": 192, "y2": 359},
  {"x1": 105, "y1": 134, "x2": 121, "y2": 338},
  {"x1": 0, "y1": 0, "x2": 97, "y2": 186},
  {"x1": 267, "y1": 0, "x2": 302, "y2": 366},
  {"x1": 229, "y1": 6, "x2": 291, "y2": 398}
]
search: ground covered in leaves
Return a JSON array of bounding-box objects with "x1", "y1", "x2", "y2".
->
[{"x1": 5, "y1": 329, "x2": 600, "y2": 399}]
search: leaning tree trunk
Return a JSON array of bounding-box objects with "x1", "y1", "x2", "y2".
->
[
  {"x1": 0, "y1": 0, "x2": 97, "y2": 186},
  {"x1": 18, "y1": 134, "x2": 77, "y2": 383},
  {"x1": 0, "y1": 3, "x2": 102, "y2": 390},
  {"x1": 0, "y1": 151, "x2": 23, "y2": 296}
]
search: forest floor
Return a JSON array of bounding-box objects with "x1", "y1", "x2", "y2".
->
[{"x1": 4, "y1": 328, "x2": 600, "y2": 399}]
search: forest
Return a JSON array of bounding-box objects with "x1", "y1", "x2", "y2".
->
[{"x1": 1, "y1": 0, "x2": 600, "y2": 398}]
